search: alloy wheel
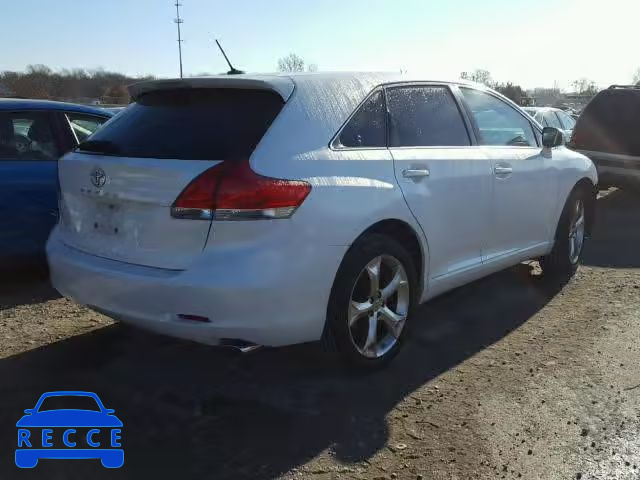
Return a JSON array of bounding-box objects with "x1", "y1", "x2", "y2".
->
[
  {"x1": 348, "y1": 255, "x2": 410, "y2": 358},
  {"x1": 568, "y1": 198, "x2": 585, "y2": 265}
]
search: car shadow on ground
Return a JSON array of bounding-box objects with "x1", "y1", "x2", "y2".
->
[
  {"x1": 0, "y1": 190, "x2": 629, "y2": 479},
  {"x1": 0, "y1": 266, "x2": 560, "y2": 479},
  {"x1": 0, "y1": 264, "x2": 59, "y2": 311}
]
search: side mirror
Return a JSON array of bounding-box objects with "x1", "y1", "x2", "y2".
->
[
  {"x1": 542, "y1": 127, "x2": 564, "y2": 148},
  {"x1": 23, "y1": 409, "x2": 34, "y2": 415},
  {"x1": 104, "y1": 409, "x2": 115, "y2": 414}
]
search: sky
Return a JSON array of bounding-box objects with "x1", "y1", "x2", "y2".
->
[{"x1": 2, "y1": 0, "x2": 639, "y2": 90}]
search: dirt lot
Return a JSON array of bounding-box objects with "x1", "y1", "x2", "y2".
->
[{"x1": 1, "y1": 189, "x2": 639, "y2": 480}]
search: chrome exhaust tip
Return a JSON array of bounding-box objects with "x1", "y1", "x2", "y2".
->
[{"x1": 219, "y1": 338, "x2": 262, "y2": 353}]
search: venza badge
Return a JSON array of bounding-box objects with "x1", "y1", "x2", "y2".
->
[{"x1": 90, "y1": 167, "x2": 107, "y2": 188}]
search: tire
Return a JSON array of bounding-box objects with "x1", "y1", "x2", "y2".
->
[
  {"x1": 540, "y1": 187, "x2": 589, "y2": 283},
  {"x1": 323, "y1": 233, "x2": 418, "y2": 369}
]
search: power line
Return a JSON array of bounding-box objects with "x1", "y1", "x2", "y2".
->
[{"x1": 174, "y1": 2, "x2": 184, "y2": 78}]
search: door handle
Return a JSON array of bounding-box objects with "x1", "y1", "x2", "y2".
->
[
  {"x1": 402, "y1": 168, "x2": 430, "y2": 179},
  {"x1": 494, "y1": 165, "x2": 513, "y2": 176}
]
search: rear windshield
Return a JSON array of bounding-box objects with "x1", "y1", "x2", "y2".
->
[
  {"x1": 78, "y1": 88, "x2": 284, "y2": 160},
  {"x1": 574, "y1": 89, "x2": 640, "y2": 156}
]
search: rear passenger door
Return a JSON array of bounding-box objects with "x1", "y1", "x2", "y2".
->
[
  {"x1": 387, "y1": 84, "x2": 493, "y2": 280},
  {"x1": 459, "y1": 87, "x2": 558, "y2": 262}
]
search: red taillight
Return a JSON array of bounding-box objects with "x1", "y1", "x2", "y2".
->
[{"x1": 171, "y1": 160, "x2": 311, "y2": 220}]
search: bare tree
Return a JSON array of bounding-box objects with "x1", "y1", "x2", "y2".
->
[
  {"x1": 494, "y1": 82, "x2": 526, "y2": 105},
  {"x1": 0, "y1": 65, "x2": 152, "y2": 102},
  {"x1": 277, "y1": 53, "x2": 305, "y2": 72},
  {"x1": 571, "y1": 78, "x2": 598, "y2": 96},
  {"x1": 633, "y1": 68, "x2": 640, "y2": 85},
  {"x1": 307, "y1": 63, "x2": 318, "y2": 73},
  {"x1": 460, "y1": 69, "x2": 494, "y2": 87}
]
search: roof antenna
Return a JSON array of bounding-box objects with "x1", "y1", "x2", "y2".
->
[{"x1": 215, "y1": 39, "x2": 244, "y2": 75}]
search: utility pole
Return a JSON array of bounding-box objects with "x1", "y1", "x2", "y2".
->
[{"x1": 174, "y1": 2, "x2": 184, "y2": 78}]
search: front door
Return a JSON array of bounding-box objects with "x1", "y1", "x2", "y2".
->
[
  {"x1": 387, "y1": 84, "x2": 493, "y2": 280},
  {"x1": 459, "y1": 87, "x2": 558, "y2": 262}
]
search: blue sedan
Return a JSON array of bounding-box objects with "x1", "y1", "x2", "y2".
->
[{"x1": 0, "y1": 100, "x2": 112, "y2": 266}]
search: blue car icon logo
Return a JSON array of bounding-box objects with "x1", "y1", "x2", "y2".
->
[{"x1": 15, "y1": 391, "x2": 123, "y2": 468}]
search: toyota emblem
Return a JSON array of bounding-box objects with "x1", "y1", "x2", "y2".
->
[{"x1": 90, "y1": 167, "x2": 107, "y2": 188}]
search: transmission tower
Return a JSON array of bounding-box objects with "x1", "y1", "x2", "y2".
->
[{"x1": 174, "y1": 2, "x2": 184, "y2": 78}]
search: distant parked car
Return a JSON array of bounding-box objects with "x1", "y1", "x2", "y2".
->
[
  {"x1": 48, "y1": 73, "x2": 596, "y2": 368},
  {"x1": 0, "y1": 99, "x2": 112, "y2": 265},
  {"x1": 523, "y1": 107, "x2": 576, "y2": 143},
  {"x1": 568, "y1": 85, "x2": 640, "y2": 189}
]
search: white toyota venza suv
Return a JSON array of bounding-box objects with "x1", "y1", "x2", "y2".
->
[{"x1": 47, "y1": 73, "x2": 597, "y2": 368}]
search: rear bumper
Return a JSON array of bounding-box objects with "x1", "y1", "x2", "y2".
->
[
  {"x1": 577, "y1": 149, "x2": 640, "y2": 186},
  {"x1": 47, "y1": 228, "x2": 346, "y2": 347}
]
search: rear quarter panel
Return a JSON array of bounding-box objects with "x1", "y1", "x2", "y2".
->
[{"x1": 215, "y1": 75, "x2": 430, "y2": 299}]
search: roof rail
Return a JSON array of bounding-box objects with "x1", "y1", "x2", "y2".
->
[{"x1": 608, "y1": 84, "x2": 640, "y2": 89}]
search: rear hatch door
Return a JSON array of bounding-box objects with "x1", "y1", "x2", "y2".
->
[{"x1": 57, "y1": 84, "x2": 287, "y2": 270}]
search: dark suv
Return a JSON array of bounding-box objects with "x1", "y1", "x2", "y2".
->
[{"x1": 569, "y1": 85, "x2": 640, "y2": 189}]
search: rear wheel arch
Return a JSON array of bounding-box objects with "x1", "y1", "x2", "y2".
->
[{"x1": 346, "y1": 219, "x2": 426, "y2": 296}]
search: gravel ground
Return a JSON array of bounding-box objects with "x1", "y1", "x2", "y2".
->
[{"x1": 0, "y1": 188, "x2": 639, "y2": 480}]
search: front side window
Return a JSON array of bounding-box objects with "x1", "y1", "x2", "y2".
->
[
  {"x1": 386, "y1": 85, "x2": 470, "y2": 147},
  {"x1": 65, "y1": 113, "x2": 109, "y2": 143},
  {"x1": 461, "y1": 88, "x2": 536, "y2": 147},
  {"x1": 337, "y1": 90, "x2": 386, "y2": 148},
  {"x1": 0, "y1": 111, "x2": 59, "y2": 160}
]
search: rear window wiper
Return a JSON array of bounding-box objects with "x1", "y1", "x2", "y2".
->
[{"x1": 76, "y1": 140, "x2": 121, "y2": 155}]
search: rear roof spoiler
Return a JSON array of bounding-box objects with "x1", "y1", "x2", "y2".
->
[
  {"x1": 128, "y1": 76, "x2": 295, "y2": 102},
  {"x1": 608, "y1": 84, "x2": 640, "y2": 90}
]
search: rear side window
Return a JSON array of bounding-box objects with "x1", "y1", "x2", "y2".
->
[
  {"x1": 337, "y1": 90, "x2": 386, "y2": 148},
  {"x1": 387, "y1": 86, "x2": 470, "y2": 147},
  {"x1": 65, "y1": 113, "x2": 109, "y2": 143},
  {"x1": 574, "y1": 89, "x2": 640, "y2": 155},
  {"x1": 79, "y1": 88, "x2": 283, "y2": 160}
]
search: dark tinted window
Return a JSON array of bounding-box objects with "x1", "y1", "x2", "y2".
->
[
  {"x1": 338, "y1": 90, "x2": 386, "y2": 148},
  {"x1": 38, "y1": 395, "x2": 101, "y2": 412},
  {"x1": 387, "y1": 86, "x2": 470, "y2": 147},
  {"x1": 573, "y1": 89, "x2": 640, "y2": 155},
  {"x1": 461, "y1": 88, "x2": 536, "y2": 147},
  {"x1": 80, "y1": 89, "x2": 283, "y2": 160},
  {"x1": 0, "y1": 111, "x2": 59, "y2": 160}
]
